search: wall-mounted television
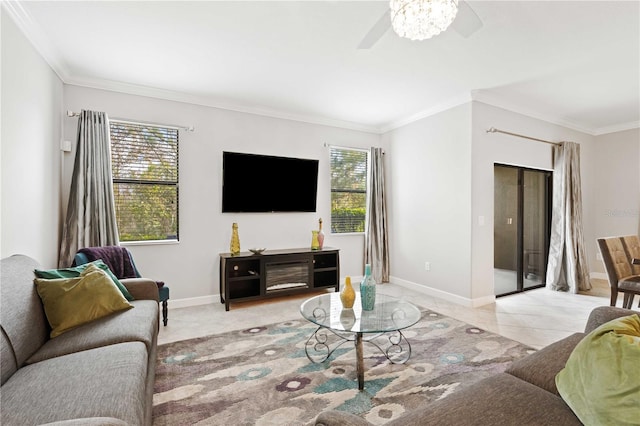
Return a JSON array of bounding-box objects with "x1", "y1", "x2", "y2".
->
[{"x1": 222, "y1": 151, "x2": 319, "y2": 213}]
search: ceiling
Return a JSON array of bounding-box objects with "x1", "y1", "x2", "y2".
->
[{"x1": 5, "y1": 1, "x2": 640, "y2": 134}]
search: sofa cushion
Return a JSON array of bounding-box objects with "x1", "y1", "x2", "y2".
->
[
  {"x1": 1, "y1": 342, "x2": 148, "y2": 426},
  {"x1": 34, "y1": 264, "x2": 133, "y2": 338},
  {"x1": 26, "y1": 299, "x2": 158, "y2": 364},
  {"x1": 0, "y1": 255, "x2": 49, "y2": 372},
  {"x1": 395, "y1": 373, "x2": 581, "y2": 426},
  {"x1": 35, "y1": 259, "x2": 134, "y2": 301},
  {"x1": 556, "y1": 314, "x2": 640, "y2": 426},
  {"x1": 505, "y1": 332, "x2": 584, "y2": 395}
]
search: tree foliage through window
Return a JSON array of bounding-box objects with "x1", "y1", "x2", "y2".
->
[
  {"x1": 330, "y1": 147, "x2": 368, "y2": 233},
  {"x1": 110, "y1": 121, "x2": 179, "y2": 242}
]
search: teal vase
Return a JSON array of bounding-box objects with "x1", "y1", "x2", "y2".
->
[{"x1": 360, "y1": 264, "x2": 376, "y2": 311}]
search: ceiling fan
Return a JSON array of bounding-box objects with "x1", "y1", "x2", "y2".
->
[{"x1": 357, "y1": 0, "x2": 483, "y2": 49}]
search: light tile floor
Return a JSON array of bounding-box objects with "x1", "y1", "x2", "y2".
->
[{"x1": 158, "y1": 279, "x2": 636, "y2": 350}]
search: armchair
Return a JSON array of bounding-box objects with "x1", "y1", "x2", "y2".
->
[{"x1": 73, "y1": 246, "x2": 170, "y2": 326}]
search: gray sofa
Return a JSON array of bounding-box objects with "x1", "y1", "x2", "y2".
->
[
  {"x1": 315, "y1": 305, "x2": 635, "y2": 426},
  {"x1": 1, "y1": 254, "x2": 159, "y2": 426}
]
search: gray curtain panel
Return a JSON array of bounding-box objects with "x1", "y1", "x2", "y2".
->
[
  {"x1": 364, "y1": 147, "x2": 390, "y2": 283},
  {"x1": 59, "y1": 110, "x2": 119, "y2": 267},
  {"x1": 546, "y1": 142, "x2": 591, "y2": 292}
]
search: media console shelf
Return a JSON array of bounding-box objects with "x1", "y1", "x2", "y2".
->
[{"x1": 219, "y1": 247, "x2": 340, "y2": 311}]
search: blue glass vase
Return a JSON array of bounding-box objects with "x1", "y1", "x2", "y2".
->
[{"x1": 360, "y1": 264, "x2": 376, "y2": 311}]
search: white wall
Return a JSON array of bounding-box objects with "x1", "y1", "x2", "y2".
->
[
  {"x1": 62, "y1": 85, "x2": 383, "y2": 304},
  {"x1": 383, "y1": 103, "x2": 474, "y2": 303},
  {"x1": 591, "y1": 128, "x2": 640, "y2": 273},
  {"x1": 1, "y1": 12, "x2": 63, "y2": 267},
  {"x1": 382, "y1": 101, "x2": 600, "y2": 306},
  {"x1": 471, "y1": 102, "x2": 596, "y2": 300},
  {"x1": 4, "y1": 8, "x2": 635, "y2": 306}
]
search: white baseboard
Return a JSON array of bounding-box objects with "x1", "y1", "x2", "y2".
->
[
  {"x1": 389, "y1": 276, "x2": 496, "y2": 308},
  {"x1": 167, "y1": 277, "x2": 498, "y2": 310},
  {"x1": 166, "y1": 272, "x2": 610, "y2": 310},
  {"x1": 167, "y1": 295, "x2": 217, "y2": 309},
  {"x1": 590, "y1": 272, "x2": 608, "y2": 280}
]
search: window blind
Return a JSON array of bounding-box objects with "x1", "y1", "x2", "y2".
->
[
  {"x1": 330, "y1": 147, "x2": 368, "y2": 233},
  {"x1": 110, "y1": 121, "x2": 179, "y2": 242}
]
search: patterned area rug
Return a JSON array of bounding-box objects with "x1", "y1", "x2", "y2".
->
[{"x1": 153, "y1": 309, "x2": 535, "y2": 425}]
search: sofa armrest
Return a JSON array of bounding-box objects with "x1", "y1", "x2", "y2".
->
[
  {"x1": 121, "y1": 278, "x2": 159, "y2": 302},
  {"x1": 584, "y1": 306, "x2": 636, "y2": 333},
  {"x1": 314, "y1": 411, "x2": 370, "y2": 426}
]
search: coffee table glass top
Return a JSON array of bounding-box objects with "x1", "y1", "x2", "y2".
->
[{"x1": 300, "y1": 292, "x2": 421, "y2": 333}]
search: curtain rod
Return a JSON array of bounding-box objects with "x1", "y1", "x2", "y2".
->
[
  {"x1": 66, "y1": 110, "x2": 195, "y2": 132},
  {"x1": 323, "y1": 142, "x2": 385, "y2": 154},
  {"x1": 486, "y1": 127, "x2": 559, "y2": 146}
]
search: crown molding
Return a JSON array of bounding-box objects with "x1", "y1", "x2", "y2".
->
[
  {"x1": 470, "y1": 90, "x2": 597, "y2": 135},
  {"x1": 6, "y1": 1, "x2": 636, "y2": 138},
  {"x1": 65, "y1": 76, "x2": 382, "y2": 134},
  {"x1": 2, "y1": 1, "x2": 70, "y2": 82},
  {"x1": 592, "y1": 121, "x2": 640, "y2": 136},
  {"x1": 471, "y1": 90, "x2": 640, "y2": 136},
  {"x1": 3, "y1": 1, "x2": 380, "y2": 135},
  {"x1": 379, "y1": 93, "x2": 473, "y2": 134}
]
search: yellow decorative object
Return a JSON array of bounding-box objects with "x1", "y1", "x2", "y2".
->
[
  {"x1": 340, "y1": 276, "x2": 355, "y2": 309},
  {"x1": 311, "y1": 230, "x2": 320, "y2": 250},
  {"x1": 230, "y1": 222, "x2": 241, "y2": 255},
  {"x1": 34, "y1": 264, "x2": 133, "y2": 338}
]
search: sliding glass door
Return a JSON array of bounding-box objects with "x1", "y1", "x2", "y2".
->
[{"x1": 494, "y1": 164, "x2": 551, "y2": 296}]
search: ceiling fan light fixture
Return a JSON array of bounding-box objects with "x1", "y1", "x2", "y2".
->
[{"x1": 390, "y1": 0, "x2": 459, "y2": 41}]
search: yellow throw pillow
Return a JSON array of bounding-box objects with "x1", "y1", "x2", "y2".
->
[
  {"x1": 555, "y1": 314, "x2": 640, "y2": 426},
  {"x1": 35, "y1": 263, "x2": 134, "y2": 338}
]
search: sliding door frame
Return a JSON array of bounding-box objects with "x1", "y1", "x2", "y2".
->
[{"x1": 495, "y1": 163, "x2": 552, "y2": 297}]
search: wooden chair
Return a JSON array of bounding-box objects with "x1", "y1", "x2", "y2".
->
[
  {"x1": 621, "y1": 235, "x2": 640, "y2": 307},
  {"x1": 597, "y1": 236, "x2": 640, "y2": 309}
]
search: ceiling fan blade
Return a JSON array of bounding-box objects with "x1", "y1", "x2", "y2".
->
[
  {"x1": 451, "y1": 0, "x2": 483, "y2": 38},
  {"x1": 357, "y1": 9, "x2": 391, "y2": 49}
]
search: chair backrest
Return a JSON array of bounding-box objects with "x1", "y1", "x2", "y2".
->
[
  {"x1": 597, "y1": 237, "x2": 633, "y2": 288},
  {"x1": 621, "y1": 235, "x2": 640, "y2": 275}
]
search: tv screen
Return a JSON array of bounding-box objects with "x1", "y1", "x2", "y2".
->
[{"x1": 222, "y1": 151, "x2": 319, "y2": 213}]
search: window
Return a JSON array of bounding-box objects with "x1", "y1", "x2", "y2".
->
[
  {"x1": 110, "y1": 121, "x2": 179, "y2": 242},
  {"x1": 329, "y1": 147, "x2": 368, "y2": 233}
]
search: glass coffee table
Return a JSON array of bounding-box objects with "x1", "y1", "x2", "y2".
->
[{"x1": 300, "y1": 292, "x2": 421, "y2": 390}]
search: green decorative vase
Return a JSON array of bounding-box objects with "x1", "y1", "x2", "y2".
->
[{"x1": 360, "y1": 264, "x2": 376, "y2": 311}]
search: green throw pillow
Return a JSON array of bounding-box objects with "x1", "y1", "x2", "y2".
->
[
  {"x1": 556, "y1": 314, "x2": 640, "y2": 425},
  {"x1": 34, "y1": 263, "x2": 134, "y2": 338},
  {"x1": 35, "y1": 259, "x2": 134, "y2": 301}
]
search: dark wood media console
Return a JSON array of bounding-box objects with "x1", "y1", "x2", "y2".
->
[{"x1": 219, "y1": 247, "x2": 340, "y2": 311}]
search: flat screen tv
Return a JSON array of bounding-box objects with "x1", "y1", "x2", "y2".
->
[{"x1": 222, "y1": 151, "x2": 319, "y2": 213}]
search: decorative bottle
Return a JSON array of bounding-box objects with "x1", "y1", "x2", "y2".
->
[
  {"x1": 340, "y1": 276, "x2": 355, "y2": 309},
  {"x1": 230, "y1": 222, "x2": 240, "y2": 256},
  {"x1": 311, "y1": 230, "x2": 320, "y2": 250},
  {"x1": 360, "y1": 264, "x2": 376, "y2": 311},
  {"x1": 317, "y1": 218, "x2": 325, "y2": 250}
]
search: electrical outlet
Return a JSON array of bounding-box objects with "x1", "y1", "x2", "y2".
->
[{"x1": 424, "y1": 262, "x2": 431, "y2": 271}]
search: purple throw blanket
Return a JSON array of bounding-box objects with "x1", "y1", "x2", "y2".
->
[{"x1": 78, "y1": 246, "x2": 137, "y2": 279}]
